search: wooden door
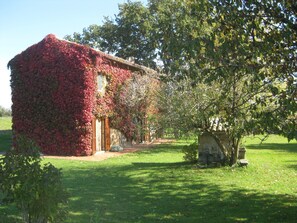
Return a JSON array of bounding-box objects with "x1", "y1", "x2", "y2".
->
[
  {"x1": 92, "y1": 117, "x2": 103, "y2": 154},
  {"x1": 92, "y1": 116, "x2": 111, "y2": 152},
  {"x1": 104, "y1": 117, "x2": 111, "y2": 151},
  {"x1": 91, "y1": 117, "x2": 96, "y2": 154}
]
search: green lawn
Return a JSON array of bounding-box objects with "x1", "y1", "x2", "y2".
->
[
  {"x1": 0, "y1": 117, "x2": 296, "y2": 222},
  {"x1": 0, "y1": 117, "x2": 12, "y2": 152},
  {"x1": 1, "y1": 133, "x2": 296, "y2": 222}
]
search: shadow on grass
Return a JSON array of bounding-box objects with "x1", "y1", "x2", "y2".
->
[
  {"x1": 1, "y1": 142, "x2": 296, "y2": 223},
  {"x1": 132, "y1": 161, "x2": 189, "y2": 169},
  {"x1": 61, "y1": 164, "x2": 297, "y2": 223},
  {"x1": 246, "y1": 143, "x2": 297, "y2": 153},
  {"x1": 2, "y1": 163, "x2": 296, "y2": 223},
  {"x1": 0, "y1": 205, "x2": 22, "y2": 223},
  {"x1": 2, "y1": 166, "x2": 296, "y2": 223},
  {"x1": 0, "y1": 130, "x2": 12, "y2": 152},
  {"x1": 285, "y1": 160, "x2": 297, "y2": 171}
]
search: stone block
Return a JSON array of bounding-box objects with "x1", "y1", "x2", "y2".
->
[
  {"x1": 238, "y1": 147, "x2": 246, "y2": 159},
  {"x1": 238, "y1": 159, "x2": 249, "y2": 167},
  {"x1": 198, "y1": 131, "x2": 228, "y2": 165},
  {"x1": 110, "y1": 145, "x2": 124, "y2": 152}
]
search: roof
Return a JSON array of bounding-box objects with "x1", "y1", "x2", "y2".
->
[
  {"x1": 8, "y1": 34, "x2": 158, "y2": 76},
  {"x1": 60, "y1": 34, "x2": 157, "y2": 75},
  {"x1": 95, "y1": 47, "x2": 157, "y2": 75}
]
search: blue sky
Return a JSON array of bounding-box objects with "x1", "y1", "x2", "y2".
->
[{"x1": 0, "y1": 0, "x2": 146, "y2": 109}]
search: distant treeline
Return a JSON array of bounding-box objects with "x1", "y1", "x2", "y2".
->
[{"x1": 0, "y1": 106, "x2": 11, "y2": 117}]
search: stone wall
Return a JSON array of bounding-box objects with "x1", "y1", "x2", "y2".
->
[
  {"x1": 110, "y1": 128, "x2": 128, "y2": 147},
  {"x1": 198, "y1": 131, "x2": 230, "y2": 165}
]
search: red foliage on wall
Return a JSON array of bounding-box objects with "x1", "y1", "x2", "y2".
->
[
  {"x1": 8, "y1": 34, "x2": 134, "y2": 155},
  {"x1": 93, "y1": 57, "x2": 132, "y2": 117}
]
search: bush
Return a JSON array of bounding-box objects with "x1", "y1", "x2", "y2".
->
[
  {"x1": 0, "y1": 135, "x2": 68, "y2": 223},
  {"x1": 182, "y1": 142, "x2": 198, "y2": 163}
]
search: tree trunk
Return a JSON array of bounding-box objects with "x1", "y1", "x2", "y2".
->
[
  {"x1": 173, "y1": 129, "x2": 179, "y2": 139},
  {"x1": 229, "y1": 138, "x2": 241, "y2": 166},
  {"x1": 230, "y1": 146, "x2": 239, "y2": 166}
]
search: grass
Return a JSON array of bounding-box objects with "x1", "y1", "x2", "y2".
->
[
  {"x1": 0, "y1": 118, "x2": 296, "y2": 222},
  {"x1": 0, "y1": 116, "x2": 12, "y2": 152}
]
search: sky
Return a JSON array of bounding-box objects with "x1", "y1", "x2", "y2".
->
[{"x1": 0, "y1": 0, "x2": 146, "y2": 109}]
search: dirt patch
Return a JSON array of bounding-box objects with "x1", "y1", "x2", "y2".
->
[{"x1": 43, "y1": 139, "x2": 174, "y2": 162}]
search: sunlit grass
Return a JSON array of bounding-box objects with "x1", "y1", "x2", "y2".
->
[{"x1": 0, "y1": 116, "x2": 12, "y2": 131}]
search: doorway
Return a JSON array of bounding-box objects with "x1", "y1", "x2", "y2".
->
[{"x1": 92, "y1": 116, "x2": 110, "y2": 154}]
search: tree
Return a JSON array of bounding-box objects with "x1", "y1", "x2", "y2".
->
[
  {"x1": 0, "y1": 106, "x2": 11, "y2": 117},
  {"x1": 65, "y1": 1, "x2": 157, "y2": 68},
  {"x1": 112, "y1": 72, "x2": 159, "y2": 143},
  {"x1": 65, "y1": 0, "x2": 296, "y2": 165},
  {"x1": 155, "y1": 0, "x2": 296, "y2": 165}
]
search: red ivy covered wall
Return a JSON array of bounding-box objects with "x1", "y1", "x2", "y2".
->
[{"x1": 8, "y1": 34, "x2": 133, "y2": 155}]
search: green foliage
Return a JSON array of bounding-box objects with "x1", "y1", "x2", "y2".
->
[
  {"x1": 0, "y1": 106, "x2": 11, "y2": 117},
  {"x1": 154, "y1": 0, "x2": 296, "y2": 165},
  {"x1": 182, "y1": 142, "x2": 198, "y2": 163},
  {"x1": 203, "y1": 0, "x2": 296, "y2": 142},
  {"x1": 65, "y1": 1, "x2": 157, "y2": 68},
  {"x1": 0, "y1": 135, "x2": 68, "y2": 222},
  {"x1": 158, "y1": 80, "x2": 220, "y2": 135}
]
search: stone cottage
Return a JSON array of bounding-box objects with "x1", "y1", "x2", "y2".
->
[
  {"x1": 198, "y1": 131, "x2": 228, "y2": 165},
  {"x1": 198, "y1": 131, "x2": 247, "y2": 166},
  {"x1": 8, "y1": 34, "x2": 158, "y2": 156}
]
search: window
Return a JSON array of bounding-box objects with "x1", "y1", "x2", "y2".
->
[{"x1": 97, "y1": 73, "x2": 107, "y2": 95}]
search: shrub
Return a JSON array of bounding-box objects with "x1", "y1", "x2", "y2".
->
[
  {"x1": 0, "y1": 136, "x2": 68, "y2": 222},
  {"x1": 182, "y1": 142, "x2": 198, "y2": 163}
]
